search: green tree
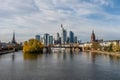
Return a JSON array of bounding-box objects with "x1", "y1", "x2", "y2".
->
[{"x1": 108, "y1": 43, "x2": 113, "y2": 52}]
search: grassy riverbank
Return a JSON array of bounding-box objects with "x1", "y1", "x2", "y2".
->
[{"x1": 84, "y1": 50, "x2": 120, "y2": 57}]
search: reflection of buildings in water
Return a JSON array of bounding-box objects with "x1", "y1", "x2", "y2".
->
[
  {"x1": 62, "y1": 49, "x2": 74, "y2": 61},
  {"x1": 109, "y1": 55, "x2": 120, "y2": 64},
  {"x1": 91, "y1": 52, "x2": 103, "y2": 63},
  {"x1": 51, "y1": 48, "x2": 75, "y2": 61},
  {"x1": 62, "y1": 50, "x2": 66, "y2": 60},
  {"x1": 70, "y1": 52, "x2": 74, "y2": 61},
  {"x1": 45, "y1": 52, "x2": 51, "y2": 58},
  {"x1": 23, "y1": 53, "x2": 43, "y2": 60},
  {"x1": 84, "y1": 51, "x2": 91, "y2": 60},
  {"x1": 91, "y1": 52, "x2": 97, "y2": 63},
  {"x1": 12, "y1": 53, "x2": 15, "y2": 61},
  {"x1": 51, "y1": 48, "x2": 65, "y2": 53}
]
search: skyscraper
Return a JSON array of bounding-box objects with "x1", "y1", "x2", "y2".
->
[
  {"x1": 44, "y1": 33, "x2": 49, "y2": 46},
  {"x1": 35, "y1": 35, "x2": 40, "y2": 41},
  {"x1": 74, "y1": 36, "x2": 77, "y2": 43},
  {"x1": 54, "y1": 33, "x2": 60, "y2": 44},
  {"x1": 69, "y1": 31, "x2": 74, "y2": 43},
  {"x1": 66, "y1": 37, "x2": 70, "y2": 44},
  {"x1": 61, "y1": 24, "x2": 67, "y2": 44},
  {"x1": 49, "y1": 35, "x2": 53, "y2": 45}
]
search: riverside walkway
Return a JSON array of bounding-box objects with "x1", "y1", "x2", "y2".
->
[{"x1": 0, "y1": 49, "x2": 15, "y2": 55}]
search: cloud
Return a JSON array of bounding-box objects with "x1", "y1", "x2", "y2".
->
[
  {"x1": 0, "y1": 0, "x2": 120, "y2": 42},
  {"x1": 91, "y1": 0, "x2": 113, "y2": 6}
]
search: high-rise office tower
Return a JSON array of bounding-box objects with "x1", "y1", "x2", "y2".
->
[
  {"x1": 35, "y1": 35, "x2": 40, "y2": 41},
  {"x1": 54, "y1": 33, "x2": 60, "y2": 41},
  {"x1": 74, "y1": 36, "x2": 78, "y2": 43},
  {"x1": 49, "y1": 35, "x2": 53, "y2": 45},
  {"x1": 69, "y1": 31, "x2": 74, "y2": 43},
  {"x1": 54, "y1": 33, "x2": 60, "y2": 44},
  {"x1": 44, "y1": 33, "x2": 49, "y2": 46},
  {"x1": 61, "y1": 24, "x2": 67, "y2": 44}
]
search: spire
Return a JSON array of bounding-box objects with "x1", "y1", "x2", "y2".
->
[
  {"x1": 91, "y1": 30, "x2": 96, "y2": 42},
  {"x1": 12, "y1": 31, "x2": 16, "y2": 44}
]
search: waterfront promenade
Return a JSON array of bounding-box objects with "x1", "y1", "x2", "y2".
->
[{"x1": 0, "y1": 49, "x2": 15, "y2": 55}]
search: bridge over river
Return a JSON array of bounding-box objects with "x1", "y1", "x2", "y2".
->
[{"x1": 44, "y1": 44, "x2": 84, "y2": 52}]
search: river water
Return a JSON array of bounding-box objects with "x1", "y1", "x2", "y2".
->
[{"x1": 0, "y1": 50, "x2": 120, "y2": 80}]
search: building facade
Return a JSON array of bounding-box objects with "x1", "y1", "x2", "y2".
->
[
  {"x1": 35, "y1": 35, "x2": 40, "y2": 41},
  {"x1": 74, "y1": 36, "x2": 77, "y2": 43},
  {"x1": 61, "y1": 24, "x2": 67, "y2": 44},
  {"x1": 69, "y1": 31, "x2": 74, "y2": 43},
  {"x1": 91, "y1": 30, "x2": 96, "y2": 42},
  {"x1": 54, "y1": 33, "x2": 60, "y2": 44},
  {"x1": 44, "y1": 33, "x2": 49, "y2": 46},
  {"x1": 49, "y1": 35, "x2": 53, "y2": 45}
]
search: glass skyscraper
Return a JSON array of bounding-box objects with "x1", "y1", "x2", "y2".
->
[
  {"x1": 61, "y1": 24, "x2": 67, "y2": 44},
  {"x1": 44, "y1": 33, "x2": 49, "y2": 46},
  {"x1": 49, "y1": 35, "x2": 53, "y2": 45},
  {"x1": 74, "y1": 36, "x2": 78, "y2": 43},
  {"x1": 69, "y1": 31, "x2": 74, "y2": 43},
  {"x1": 35, "y1": 35, "x2": 40, "y2": 41}
]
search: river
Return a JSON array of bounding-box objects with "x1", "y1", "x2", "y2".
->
[{"x1": 0, "y1": 50, "x2": 120, "y2": 80}]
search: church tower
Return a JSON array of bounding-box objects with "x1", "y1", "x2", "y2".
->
[
  {"x1": 12, "y1": 32, "x2": 16, "y2": 44},
  {"x1": 91, "y1": 30, "x2": 96, "y2": 42}
]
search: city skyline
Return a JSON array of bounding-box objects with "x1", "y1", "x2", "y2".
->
[
  {"x1": 0, "y1": 0, "x2": 120, "y2": 42},
  {"x1": 36, "y1": 25, "x2": 78, "y2": 46}
]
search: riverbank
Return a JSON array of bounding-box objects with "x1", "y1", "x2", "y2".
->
[
  {"x1": 0, "y1": 49, "x2": 15, "y2": 55},
  {"x1": 85, "y1": 50, "x2": 120, "y2": 57}
]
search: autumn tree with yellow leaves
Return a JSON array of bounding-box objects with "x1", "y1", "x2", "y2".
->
[{"x1": 23, "y1": 39, "x2": 44, "y2": 53}]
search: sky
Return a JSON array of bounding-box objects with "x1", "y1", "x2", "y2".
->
[{"x1": 0, "y1": 0, "x2": 120, "y2": 42}]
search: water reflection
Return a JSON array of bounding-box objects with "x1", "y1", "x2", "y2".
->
[
  {"x1": 23, "y1": 53, "x2": 43, "y2": 60},
  {"x1": 0, "y1": 51, "x2": 120, "y2": 80},
  {"x1": 70, "y1": 52, "x2": 74, "y2": 61},
  {"x1": 109, "y1": 55, "x2": 120, "y2": 64},
  {"x1": 91, "y1": 52, "x2": 98, "y2": 63},
  {"x1": 63, "y1": 51, "x2": 67, "y2": 60},
  {"x1": 12, "y1": 53, "x2": 15, "y2": 61},
  {"x1": 86, "y1": 52, "x2": 120, "y2": 65}
]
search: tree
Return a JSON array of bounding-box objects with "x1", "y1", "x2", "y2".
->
[
  {"x1": 108, "y1": 43, "x2": 113, "y2": 52},
  {"x1": 112, "y1": 43, "x2": 120, "y2": 52},
  {"x1": 23, "y1": 39, "x2": 44, "y2": 53},
  {"x1": 91, "y1": 42, "x2": 100, "y2": 50}
]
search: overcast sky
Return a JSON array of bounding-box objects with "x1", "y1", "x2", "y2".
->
[{"x1": 0, "y1": 0, "x2": 120, "y2": 42}]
